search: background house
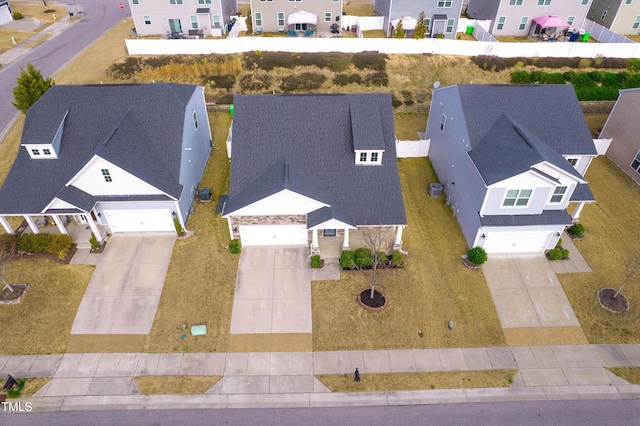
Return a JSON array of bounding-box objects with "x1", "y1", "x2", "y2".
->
[
  {"x1": 249, "y1": 0, "x2": 342, "y2": 35},
  {"x1": 466, "y1": 0, "x2": 593, "y2": 36},
  {"x1": 128, "y1": 0, "x2": 237, "y2": 37},
  {"x1": 0, "y1": 0, "x2": 12, "y2": 26},
  {"x1": 426, "y1": 84, "x2": 597, "y2": 254},
  {"x1": 375, "y1": 0, "x2": 464, "y2": 38},
  {"x1": 601, "y1": 88, "x2": 640, "y2": 184},
  {"x1": 223, "y1": 93, "x2": 406, "y2": 257},
  {"x1": 587, "y1": 0, "x2": 640, "y2": 34},
  {"x1": 0, "y1": 84, "x2": 212, "y2": 243}
]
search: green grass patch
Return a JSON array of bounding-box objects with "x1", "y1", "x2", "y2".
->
[
  {"x1": 394, "y1": 113, "x2": 428, "y2": 140},
  {"x1": 5, "y1": 378, "x2": 50, "y2": 398},
  {"x1": 134, "y1": 376, "x2": 221, "y2": 395}
]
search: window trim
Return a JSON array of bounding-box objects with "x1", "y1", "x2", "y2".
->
[
  {"x1": 567, "y1": 157, "x2": 579, "y2": 167},
  {"x1": 143, "y1": 15, "x2": 151, "y2": 25},
  {"x1": 255, "y1": 12, "x2": 262, "y2": 27},
  {"x1": 324, "y1": 12, "x2": 332, "y2": 22},
  {"x1": 537, "y1": 0, "x2": 551, "y2": 5},
  {"x1": 549, "y1": 186, "x2": 568, "y2": 204},
  {"x1": 502, "y1": 189, "x2": 533, "y2": 207},
  {"x1": 437, "y1": 0, "x2": 453, "y2": 7},
  {"x1": 42, "y1": 148, "x2": 51, "y2": 155},
  {"x1": 630, "y1": 150, "x2": 640, "y2": 173},
  {"x1": 519, "y1": 16, "x2": 528, "y2": 31},
  {"x1": 497, "y1": 16, "x2": 506, "y2": 30},
  {"x1": 509, "y1": 0, "x2": 523, "y2": 5},
  {"x1": 31, "y1": 149, "x2": 40, "y2": 156},
  {"x1": 190, "y1": 15, "x2": 198, "y2": 29},
  {"x1": 446, "y1": 18, "x2": 454, "y2": 33},
  {"x1": 567, "y1": 16, "x2": 575, "y2": 26},
  {"x1": 633, "y1": 16, "x2": 640, "y2": 30},
  {"x1": 101, "y1": 169, "x2": 113, "y2": 183},
  {"x1": 277, "y1": 12, "x2": 285, "y2": 27}
]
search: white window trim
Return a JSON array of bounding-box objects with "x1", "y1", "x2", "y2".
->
[
  {"x1": 502, "y1": 189, "x2": 533, "y2": 208},
  {"x1": 630, "y1": 150, "x2": 640, "y2": 173},
  {"x1": 143, "y1": 15, "x2": 151, "y2": 25},
  {"x1": 324, "y1": 12, "x2": 332, "y2": 22},
  {"x1": 519, "y1": 16, "x2": 528, "y2": 31},
  {"x1": 497, "y1": 16, "x2": 506, "y2": 30},
  {"x1": 548, "y1": 186, "x2": 568, "y2": 204}
]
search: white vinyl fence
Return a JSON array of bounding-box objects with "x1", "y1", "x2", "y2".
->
[
  {"x1": 341, "y1": 15, "x2": 385, "y2": 32},
  {"x1": 126, "y1": 36, "x2": 640, "y2": 58},
  {"x1": 582, "y1": 19, "x2": 634, "y2": 44},
  {"x1": 396, "y1": 139, "x2": 430, "y2": 158},
  {"x1": 593, "y1": 138, "x2": 612, "y2": 155}
]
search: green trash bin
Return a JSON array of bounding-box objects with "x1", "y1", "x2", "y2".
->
[
  {"x1": 229, "y1": 104, "x2": 234, "y2": 117},
  {"x1": 582, "y1": 32, "x2": 589, "y2": 42},
  {"x1": 466, "y1": 25, "x2": 474, "y2": 35}
]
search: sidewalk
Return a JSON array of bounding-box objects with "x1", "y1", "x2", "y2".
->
[
  {"x1": 2, "y1": 344, "x2": 640, "y2": 411},
  {"x1": 0, "y1": 15, "x2": 71, "y2": 67}
]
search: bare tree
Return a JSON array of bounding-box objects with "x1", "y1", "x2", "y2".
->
[
  {"x1": 0, "y1": 235, "x2": 17, "y2": 293},
  {"x1": 359, "y1": 227, "x2": 395, "y2": 299},
  {"x1": 614, "y1": 256, "x2": 640, "y2": 298}
]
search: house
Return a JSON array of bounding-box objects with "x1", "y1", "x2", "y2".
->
[
  {"x1": 0, "y1": 1, "x2": 13, "y2": 26},
  {"x1": 249, "y1": 0, "x2": 342, "y2": 35},
  {"x1": 587, "y1": 0, "x2": 640, "y2": 35},
  {"x1": 222, "y1": 94, "x2": 407, "y2": 256},
  {"x1": 601, "y1": 88, "x2": 640, "y2": 184},
  {"x1": 128, "y1": 0, "x2": 237, "y2": 37},
  {"x1": 374, "y1": 0, "x2": 464, "y2": 38},
  {"x1": 426, "y1": 84, "x2": 597, "y2": 254},
  {"x1": 466, "y1": 0, "x2": 593, "y2": 36},
  {"x1": 0, "y1": 84, "x2": 212, "y2": 243}
]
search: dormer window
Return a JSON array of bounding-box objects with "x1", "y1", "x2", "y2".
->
[
  {"x1": 43, "y1": 149, "x2": 51, "y2": 155},
  {"x1": 102, "y1": 168, "x2": 113, "y2": 182},
  {"x1": 31, "y1": 149, "x2": 40, "y2": 156},
  {"x1": 355, "y1": 150, "x2": 383, "y2": 165},
  {"x1": 359, "y1": 152, "x2": 367, "y2": 162}
]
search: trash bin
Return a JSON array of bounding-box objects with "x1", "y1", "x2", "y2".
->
[
  {"x1": 466, "y1": 25, "x2": 474, "y2": 35},
  {"x1": 582, "y1": 32, "x2": 589, "y2": 42},
  {"x1": 229, "y1": 104, "x2": 234, "y2": 117}
]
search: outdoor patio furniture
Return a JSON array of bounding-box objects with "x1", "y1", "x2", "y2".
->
[
  {"x1": 304, "y1": 29, "x2": 314, "y2": 37},
  {"x1": 288, "y1": 30, "x2": 298, "y2": 37}
]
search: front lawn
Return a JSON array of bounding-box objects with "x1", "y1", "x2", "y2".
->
[
  {"x1": 559, "y1": 157, "x2": 640, "y2": 344},
  {"x1": 312, "y1": 158, "x2": 506, "y2": 350}
]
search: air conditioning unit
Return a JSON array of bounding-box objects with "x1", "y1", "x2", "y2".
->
[{"x1": 429, "y1": 183, "x2": 442, "y2": 198}]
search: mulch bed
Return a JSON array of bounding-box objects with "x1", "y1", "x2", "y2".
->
[
  {"x1": 461, "y1": 256, "x2": 481, "y2": 269},
  {"x1": 90, "y1": 240, "x2": 107, "y2": 254},
  {"x1": 358, "y1": 289, "x2": 388, "y2": 311},
  {"x1": 16, "y1": 244, "x2": 77, "y2": 264},
  {"x1": 0, "y1": 283, "x2": 30, "y2": 305},
  {"x1": 597, "y1": 288, "x2": 629, "y2": 313}
]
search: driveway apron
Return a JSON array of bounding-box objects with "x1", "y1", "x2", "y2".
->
[{"x1": 70, "y1": 234, "x2": 176, "y2": 335}]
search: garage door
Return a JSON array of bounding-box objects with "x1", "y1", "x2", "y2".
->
[
  {"x1": 483, "y1": 231, "x2": 553, "y2": 254},
  {"x1": 239, "y1": 225, "x2": 308, "y2": 246},
  {"x1": 103, "y1": 209, "x2": 175, "y2": 233}
]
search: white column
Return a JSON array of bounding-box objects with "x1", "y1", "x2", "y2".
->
[
  {"x1": 572, "y1": 202, "x2": 585, "y2": 221},
  {"x1": 0, "y1": 217, "x2": 14, "y2": 234},
  {"x1": 24, "y1": 216, "x2": 39, "y2": 234},
  {"x1": 52, "y1": 215, "x2": 68, "y2": 235},
  {"x1": 394, "y1": 226, "x2": 404, "y2": 245},
  {"x1": 86, "y1": 214, "x2": 103, "y2": 243},
  {"x1": 312, "y1": 228, "x2": 319, "y2": 249},
  {"x1": 343, "y1": 228, "x2": 350, "y2": 249}
]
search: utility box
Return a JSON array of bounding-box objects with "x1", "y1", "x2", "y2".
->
[
  {"x1": 199, "y1": 187, "x2": 212, "y2": 202},
  {"x1": 429, "y1": 183, "x2": 443, "y2": 198}
]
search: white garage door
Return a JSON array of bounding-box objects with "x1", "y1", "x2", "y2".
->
[
  {"x1": 483, "y1": 231, "x2": 553, "y2": 254},
  {"x1": 239, "y1": 225, "x2": 308, "y2": 246},
  {"x1": 103, "y1": 209, "x2": 175, "y2": 233}
]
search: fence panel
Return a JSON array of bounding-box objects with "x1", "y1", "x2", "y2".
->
[
  {"x1": 581, "y1": 19, "x2": 634, "y2": 44},
  {"x1": 396, "y1": 139, "x2": 431, "y2": 158}
]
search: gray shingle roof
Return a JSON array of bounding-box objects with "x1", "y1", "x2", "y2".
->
[
  {"x1": 0, "y1": 83, "x2": 196, "y2": 214},
  {"x1": 224, "y1": 94, "x2": 407, "y2": 226},
  {"x1": 307, "y1": 206, "x2": 355, "y2": 228},
  {"x1": 480, "y1": 210, "x2": 572, "y2": 227},
  {"x1": 570, "y1": 183, "x2": 595, "y2": 202}
]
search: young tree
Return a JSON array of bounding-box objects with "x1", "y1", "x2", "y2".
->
[
  {"x1": 0, "y1": 235, "x2": 17, "y2": 293},
  {"x1": 393, "y1": 19, "x2": 405, "y2": 39},
  {"x1": 12, "y1": 63, "x2": 54, "y2": 114},
  {"x1": 246, "y1": 9, "x2": 253, "y2": 34},
  {"x1": 359, "y1": 227, "x2": 395, "y2": 299},
  {"x1": 414, "y1": 11, "x2": 427, "y2": 39},
  {"x1": 614, "y1": 256, "x2": 640, "y2": 298}
]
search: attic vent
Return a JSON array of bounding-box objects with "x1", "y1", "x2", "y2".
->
[{"x1": 284, "y1": 162, "x2": 290, "y2": 185}]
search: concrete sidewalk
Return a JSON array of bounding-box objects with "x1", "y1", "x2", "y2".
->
[
  {"x1": 0, "y1": 16, "x2": 72, "y2": 67},
  {"x1": 2, "y1": 344, "x2": 640, "y2": 411}
]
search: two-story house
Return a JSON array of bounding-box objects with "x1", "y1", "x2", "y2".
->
[
  {"x1": 467, "y1": 0, "x2": 593, "y2": 36},
  {"x1": 587, "y1": 0, "x2": 640, "y2": 34},
  {"x1": 0, "y1": 84, "x2": 212, "y2": 243},
  {"x1": 426, "y1": 84, "x2": 597, "y2": 254},
  {"x1": 601, "y1": 88, "x2": 640, "y2": 184},
  {"x1": 249, "y1": 0, "x2": 342, "y2": 34},
  {"x1": 128, "y1": 0, "x2": 237, "y2": 37},
  {"x1": 375, "y1": 0, "x2": 464, "y2": 38},
  {"x1": 0, "y1": 1, "x2": 12, "y2": 26}
]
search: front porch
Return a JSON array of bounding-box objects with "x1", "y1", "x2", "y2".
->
[
  {"x1": 312, "y1": 226, "x2": 404, "y2": 260},
  {"x1": 1, "y1": 214, "x2": 109, "y2": 247}
]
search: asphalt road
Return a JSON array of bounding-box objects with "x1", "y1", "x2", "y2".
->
[
  {"x1": 2, "y1": 400, "x2": 640, "y2": 425},
  {"x1": 0, "y1": 0, "x2": 127, "y2": 139}
]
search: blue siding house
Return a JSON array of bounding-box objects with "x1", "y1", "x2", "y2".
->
[{"x1": 375, "y1": 0, "x2": 464, "y2": 38}]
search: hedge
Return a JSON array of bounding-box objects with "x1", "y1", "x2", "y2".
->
[{"x1": 16, "y1": 234, "x2": 74, "y2": 260}]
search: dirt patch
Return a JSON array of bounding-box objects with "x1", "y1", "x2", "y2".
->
[
  {"x1": 358, "y1": 289, "x2": 388, "y2": 311},
  {"x1": 597, "y1": 288, "x2": 630, "y2": 313},
  {"x1": 0, "y1": 283, "x2": 30, "y2": 304}
]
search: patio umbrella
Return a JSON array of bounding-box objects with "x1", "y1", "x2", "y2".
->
[
  {"x1": 532, "y1": 15, "x2": 570, "y2": 29},
  {"x1": 287, "y1": 11, "x2": 318, "y2": 26},
  {"x1": 390, "y1": 16, "x2": 418, "y2": 31}
]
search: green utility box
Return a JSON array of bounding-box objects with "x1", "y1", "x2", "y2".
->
[
  {"x1": 466, "y1": 25, "x2": 474, "y2": 35},
  {"x1": 582, "y1": 32, "x2": 589, "y2": 42}
]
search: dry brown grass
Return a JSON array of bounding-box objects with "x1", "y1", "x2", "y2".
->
[
  {"x1": 606, "y1": 367, "x2": 640, "y2": 384},
  {"x1": 626, "y1": 35, "x2": 640, "y2": 42},
  {"x1": 394, "y1": 113, "x2": 428, "y2": 140},
  {"x1": 584, "y1": 114, "x2": 608, "y2": 138},
  {"x1": 0, "y1": 115, "x2": 24, "y2": 188},
  {"x1": 456, "y1": 32, "x2": 476, "y2": 41},
  {"x1": 134, "y1": 376, "x2": 221, "y2": 395},
  {"x1": 144, "y1": 112, "x2": 237, "y2": 353},
  {"x1": 558, "y1": 157, "x2": 640, "y2": 344},
  {"x1": 312, "y1": 158, "x2": 506, "y2": 351},
  {"x1": 342, "y1": 2, "x2": 376, "y2": 17},
  {"x1": 6, "y1": 378, "x2": 50, "y2": 398},
  {"x1": 0, "y1": 258, "x2": 94, "y2": 354},
  {"x1": 0, "y1": 29, "x2": 36, "y2": 49},
  {"x1": 317, "y1": 370, "x2": 517, "y2": 392},
  {"x1": 363, "y1": 30, "x2": 386, "y2": 38},
  {"x1": 11, "y1": 3, "x2": 67, "y2": 22},
  {"x1": 494, "y1": 36, "x2": 535, "y2": 43}
]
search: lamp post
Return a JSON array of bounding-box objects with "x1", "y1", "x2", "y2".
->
[{"x1": 72, "y1": 0, "x2": 78, "y2": 15}]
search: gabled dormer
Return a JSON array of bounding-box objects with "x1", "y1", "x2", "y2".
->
[
  {"x1": 22, "y1": 108, "x2": 68, "y2": 159},
  {"x1": 350, "y1": 101, "x2": 385, "y2": 166}
]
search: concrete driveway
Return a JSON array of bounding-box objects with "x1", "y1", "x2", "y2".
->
[
  {"x1": 230, "y1": 246, "x2": 311, "y2": 335},
  {"x1": 70, "y1": 234, "x2": 176, "y2": 335}
]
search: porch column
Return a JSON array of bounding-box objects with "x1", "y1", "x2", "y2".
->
[
  {"x1": 51, "y1": 215, "x2": 68, "y2": 235},
  {"x1": 0, "y1": 217, "x2": 14, "y2": 235},
  {"x1": 24, "y1": 216, "x2": 39, "y2": 234},
  {"x1": 394, "y1": 226, "x2": 404, "y2": 246},
  {"x1": 311, "y1": 228, "x2": 319, "y2": 249},
  {"x1": 86, "y1": 214, "x2": 103, "y2": 243},
  {"x1": 572, "y1": 202, "x2": 586, "y2": 222},
  {"x1": 342, "y1": 228, "x2": 350, "y2": 250}
]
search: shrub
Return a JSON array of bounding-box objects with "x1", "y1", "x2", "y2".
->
[
  {"x1": 364, "y1": 71, "x2": 389, "y2": 87},
  {"x1": 46, "y1": 234, "x2": 74, "y2": 259},
  {"x1": 376, "y1": 252, "x2": 388, "y2": 266},
  {"x1": 279, "y1": 72, "x2": 327, "y2": 92},
  {"x1": 310, "y1": 255, "x2": 322, "y2": 269},
  {"x1": 628, "y1": 58, "x2": 640, "y2": 72},
  {"x1": 229, "y1": 239, "x2": 241, "y2": 254},
  {"x1": 354, "y1": 247, "x2": 373, "y2": 268},
  {"x1": 391, "y1": 250, "x2": 403, "y2": 266},
  {"x1": 12, "y1": 12, "x2": 22, "y2": 20},
  {"x1": 353, "y1": 52, "x2": 387, "y2": 71},
  {"x1": 568, "y1": 223, "x2": 585, "y2": 238},
  {"x1": 348, "y1": 73, "x2": 363, "y2": 84},
  {"x1": 562, "y1": 249, "x2": 570, "y2": 259},
  {"x1": 173, "y1": 216, "x2": 183, "y2": 236},
  {"x1": 340, "y1": 250, "x2": 355, "y2": 269},
  {"x1": 333, "y1": 73, "x2": 350, "y2": 86},
  {"x1": 204, "y1": 74, "x2": 236, "y2": 89},
  {"x1": 17, "y1": 234, "x2": 51, "y2": 253},
  {"x1": 556, "y1": 238, "x2": 563, "y2": 247},
  {"x1": 390, "y1": 93, "x2": 403, "y2": 108},
  {"x1": 548, "y1": 248, "x2": 563, "y2": 261},
  {"x1": 578, "y1": 58, "x2": 592, "y2": 69},
  {"x1": 467, "y1": 247, "x2": 488, "y2": 266},
  {"x1": 89, "y1": 233, "x2": 99, "y2": 250},
  {"x1": 510, "y1": 70, "x2": 531, "y2": 84},
  {"x1": 471, "y1": 55, "x2": 507, "y2": 72},
  {"x1": 108, "y1": 57, "x2": 142, "y2": 79},
  {"x1": 238, "y1": 73, "x2": 273, "y2": 91}
]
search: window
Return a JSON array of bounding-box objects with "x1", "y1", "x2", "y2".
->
[
  {"x1": 101, "y1": 169, "x2": 113, "y2": 182},
  {"x1": 497, "y1": 16, "x2": 506, "y2": 30},
  {"x1": 537, "y1": 0, "x2": 551, "y2": 5},
  {"x1": 295, "y1": 23, "x2": 308, "y2": 30},
  {"x1": 277, "y1": 12, "x2": 285, "y2": 27},
  {"x1": 581, "y1": 0, "x2": 589, "y2": 4},
  {"x1": 601, "y1": 10, "x2": 607, "y2": 21},
  {"x1": 198, "y1": 0, "x2": 212, "y2": 4},
  {"x1": 169, "y1": 0, "x2": 183, "y2": 4},
  {"x1": 132, "y1": 0, "x2": 139, "y2": 4},
  {"x1": 371, "y1": 152, "x2": 379, "y2": 162},
  {"x1": 425, "y1": 18, "x2": 431, "y2": 31},
  {"x1": 324, "y1": 229, "x2": 336, "y2": 237},
  {"x1": 446, "y1": 18, "x2": 454, "y2": 32},
  {"x1": 190, "y1": 16, "x2": 198, "y2": 29},
  {"x1": 567, "y1": 16, "x2": 575, "y2": 26},
  {"x1": 325, "y1": 12, "x2": 332, "y2": 22},
  {"x1": 192, "y1": 111, "x2": 198, "y2": 130},
  {"x1": 567, "y1": 157, "x2": 578, "y2": 166},
  {"x1": 626, "y1": 0, "x2": 633, "y2": 5},
  {"x1": 213, "y1": 15, "x2": 221, "y2": 27},
  {"x1": 519, "y1": 16, "x2": 528, "y2": 31},
  {"x1": 631, "y1": 150, "x2": 640, "y2": 173},
  {"x1": 503, "y1": 189, "x2": 532, "y2": 207},
  {"x1": 143, "y1": 15, "x2": 151, "y2": 25},
  {"x1": 509, "y1": 0, "x2": 523, "y2": 5},
  {"x1": 633, "y1": 16, "x2": 640, "y2": 30},
  {"x1": 437, "y1": 0, "x2": 452, "y2": 7},
  {"x1": 43, "y1": 148, "x2": 51, "y2": 155},
  {"x1": 255, "y1": 12, "x2": 262, "y2": 27},
  {"x1": 550, "y1": 186, "x2": 567, "y2": 203},
  {"x1": 360, "y1": 152, "x2": 367, "y2": 162},
  {"x1": 31, "y1": 149, "x2": 40, "y2": 156},
  {"x1": 440, "y1": 114, "x2": 446, "y2": 132}
]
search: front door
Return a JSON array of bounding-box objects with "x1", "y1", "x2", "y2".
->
[{"x1": 169, "y1": 19, "x2": 182, "y2": 34}]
